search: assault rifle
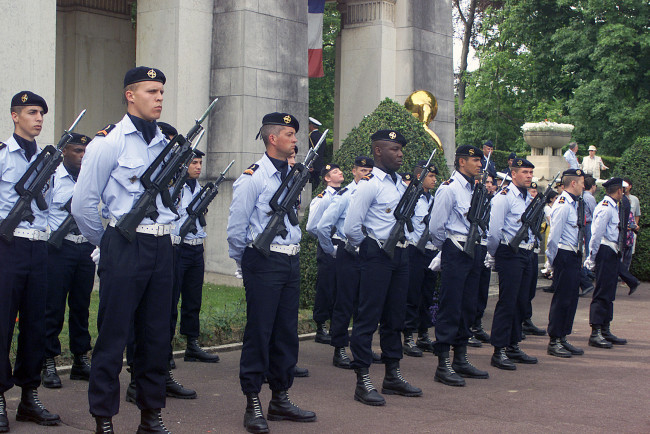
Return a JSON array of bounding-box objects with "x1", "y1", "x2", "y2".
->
[
  {"x1": 47, "y1": 198, "x2": 79, "y2": 249},
  {"x1": 383, "y1": 149, "x2": 437, "y2": 259},
  {"x1": 415, "y1": 197, "x2": 436, "y2": 253},
  {"x1": 115, "y1": 98, "x2": 217, "y2": 242},
  {"x1": 617, "y1": 199, "x2": 626, "y2": 257},
  {"x1": 0, "y1": 109, "x2": 86, "y2": 243},
  {"x1": 252, "y1": 129, "x2": 328, "y2": 257},
  {"x1": 576, "y1": 194, "x2": 585, "y2": 257},
  {"x1": 509, "y1": 171, "x2": 561, "y2": 253},
  {"x1": 464, "y1": 151, "x2": 492, "y2": 258},
  {"x1": 178, "y1": 160, "x2": 234, "y2": 240}
]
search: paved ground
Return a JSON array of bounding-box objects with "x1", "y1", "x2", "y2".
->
[{"x1": 4, "y1": 282, "x2": 649, "y2": 433}]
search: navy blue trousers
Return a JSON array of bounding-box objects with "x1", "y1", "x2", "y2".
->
[
  {"x1": 240, "y1": 247, "x2": 299, "y2": 394},
  {"x1": 547, "y1": 249, "x2": 580, "y2": 338},
  {"x1": 170, "y1": 243, "x2": 205, "y2": 342},
  {"x1": 329, "y1": 246, "x2": 360, "y2": 348},
  {"x1": 523, "y1": 252, "x2": 539, "y2": 321},
  {"x1": 490, "y1": 245, "x2": 534, "y2": 348},
  {"x1": 474, "y1": 244, "x2": 491, "y2": 326},
  {"x1": 45, "y1": 241, "x2": 95, "y2": 358},
  {"x1": 312, "y1": 244, "x2": 337, "y2": 324},
  {"x1": 434, "y1": 239, "x2": 481, "y2": 354},
  {"x1": 0, "y1": 238, "x2": 48, "y2": 393},
  {"x1": 590, "y1": 245, "x2": 619, "y2": 326},
  {"x1": 404, "y1": 245, "x2": 437, "y2": 332},
  {"x1": 88, "y1": 227, "x2": 173, "y2": 417},
  {"x1": 350, "y1": 238, "x2": 408, "y2": 369}
]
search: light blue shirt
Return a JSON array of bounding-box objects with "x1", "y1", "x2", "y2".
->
[
  {"x1": 226, "y1": 153, "x2": 301, "y2": 262},
  {"x1": 487, "y1": 185, "x2": 533, "y2": 256},
  {"x1": 316, "y1": 181, "x2": 358, "y2": 255},
  {"x1": 584, "y1": 190, "x2": 597, "y2": 223},
  {"x1": 306, "y1": 185, "x2": 338, "y2": 236},
  {"x1": 429, "y1": 171, "x2": 473, "y2": 249},
  {"x1": 344, "y1": 167, "x2": 406, "y2": 247},
  {"x1": 564, "y1": 149, "x2": 579, "y2": 169},
  {"x1": 71, "y1": 114, "x2": 175, "y2": 246},
  {"x1": 0, "y1": 135, "x2": 49, "y2": 231},
  {"x1": 588, "y1": 195, "x2": 619, "y2": 260},
  {"x1": 47, "y1": 163, "x2": 76, "y2": 232},
  {"x1": 171, "y1": 182, "x2": 207, "y2": 240},
  {"x1": 545, "y1": 190, "x2": 579, "y2": 264},
  {"x1": 406, "y1": 192, "x2": 434, "y2": 245}
]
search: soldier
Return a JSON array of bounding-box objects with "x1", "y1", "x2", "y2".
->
[
  {"x1": 1, "y1": 91, "x2": 61, "y2": 430},
  {"x1": 306, "y1": 163, "x2": 345, "y2": 344},
  {"x1": 72, "y1": 67, "x2": 174, "y2": 433},
  {"x1": 545, "y1": 169, "x2": 586, "y2": 357},
  {"x1": 481, "y1": 140, "x2": 497, "y2": 176},
  {"x1": 429, "y1": 145, "x2": 489, "y2": 387},
  {"x1": 584, "y1": 177, "x2": 628, "y2": 348},
  {"x1": 227, "y1": 112, "x2": 316, "y2": 433},
  {"x1": 42, "y1": 133, "x2": 95, "y2": 389},
  {"x1": 486, "y1": 158, "x2": 539, "y2": 370},
  {"x1": 316, "y1": 156, "x2": 374, "y2": 369},
  {"x1": 344, "y1": 130, "x2": 422, "y2": 406},
  {"x1": 403, "y1": 160, "x2": 439, "y2": 357}
]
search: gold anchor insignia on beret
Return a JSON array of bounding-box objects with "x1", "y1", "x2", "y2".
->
[
  {"x1": 389, "y1": 132, "x2": 397, "y2": 140},
  {"x1": 81, "y1": 136, "x2": 87, "y2": 143},
  {"x1": 147, "y1": 69, "x2": 157, "y2": 79},
  {"x1": 469, "y1": 148, "x2": 475, "y2": 155},
  {"x1": 517, "y1": 160, "x2": 522, "y2": 166},
  {"x1": 21, "y1": 94, "x2": 28, "y2": 103},
  {"x1": 283, "y1": 115, "x2": 292, "y2": 124},
  {"x1": 129, "y1": 175, "x2": 138, "y2": 183}
]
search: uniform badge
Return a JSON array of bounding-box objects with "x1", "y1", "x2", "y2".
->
[
  {"x1": 389, "y1": 132, "x2": 397, "y2": 140},
  {"x1": 360, "y1": 159, "x2": 366, "y2": 165},
  {"x1": 243, "y1": 163, "x2": 259, "y2": 175},
  {"x1": 517, "y1": 160, "x2": 522, "y2": 166},
  {"x1": 317, "y1": 189, "x2": 326, "y2": 198},
  {"x1": 81, "y1": 136, "x2": 87, "y2": 144},
  {"x1": 325, "y1": 164, "x2": 331, "y2": 170},
  {"x1": 442, "y1": 178, "x2": 454, "y2": 185},
  {"x1": 96, "y1": 124, "x2": 116, "y2": 137},
  {"x1": 558, "y1": 196, "x2": 565, "y2": 204},
  {"x1": 386, "y1": 208, "x2": 392, "y2": 213},
  {"x1": 469, "y1": 148, "x2": 475, "y2": 156},
  {"x1": 283, "y1": 115, "x2": 292, "y2": 124},
  {"x1": 147, "y1": 69, "x2": 157, "y2": 79},
  {"x1": 129, "y1": 175, "x2": 138, "y2": 183},
  {"x1": 576, "y1": 169, "x2": 582, "y2": 176},
  {"x1": 21, "y1": 93, "x2": 28, "y2": 103},
  {"x1": 500, "y1": 187, "x2": 509, "y2": 195},
  {"x1": 602, "y1": 201, "x2": 609, "y2": 207},
  {"x1": 338, "y1": 187, "x2": 348, "y2": 195},
  {"x1": 361, "y1": 173, "x2": 374, "y2": 181}
]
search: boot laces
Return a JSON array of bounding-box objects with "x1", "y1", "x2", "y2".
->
[
  {"x1": 394, "y1": 367, "x2": 407, "y2": 383},
  {"x1": 157, "y1": 412, "x2": 171, "y2": 433},
  {"x1": 80, "y1": 354, "x2": 90, "y2": 366},
  {"x1": 462, "y1": 353, "x2": 477, "y2": 368},
  {"x1": 251, "y1": 395, "x2": 264, "y2": 419},
  {"x1": 168, "y1": 370, "x2": 182, "y2": 387},
  {"x1": 100, "y1": 420, "x2": 113, "y2": 433},
  {"x1": 444, "y1": 357, "x2": 457, "y2": 374},
  {"x1": 337, "y1": 348, "x2": 350, "y2": 361},
  {"x1": 44, "y1": 358, "x2": 57, "y2": 375},
  {"x1": 405, "y1": 336, "x2": 417, "y2": 348},
  {"x1": 499, "y1": 348, "x2": 509, "y2": 360},
  {"x1": 361, "y1": 373, "x2": 375, "y2": 392},
  {"x1": 31, "y1": 389, "x2": 45, "y2": 409},
  {"x1": 0, "y1": 395, "x2": 6, "y2": 415}
]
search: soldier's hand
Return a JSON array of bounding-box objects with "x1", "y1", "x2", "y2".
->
[
  {"x1": 331, "y1": 245, "x2": 338, "y2": 258},
  {"x1": 484, "y1": 253, "x2": 495, "y2": 269},
  {"x1": 91, "y1": 247, "x2": 100, "y2": 265},
  {"x1": 428, "y1": 252, "x2": 442, "y2": 271},
  {"x1": 583, "y1": 257, "x2": 595, "y2": 271},
  {"x1": 544, "y1": 260, "x2": 553, "y2": 273},
  {"x1": 235, "y1": 261, "x2": 243, "y2": 279}
]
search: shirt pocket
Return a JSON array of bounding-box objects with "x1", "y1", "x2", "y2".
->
[{"x1": 113, "y1": 157, "x2": 145, "y2": 194}]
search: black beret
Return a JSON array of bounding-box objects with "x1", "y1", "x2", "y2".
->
[
  {"x1": 321, "y1": 163, "x2": 340, "y2": 178},
  {"x1": 602, "y1": 177, "x2": 623, "y2": 188},
  {"x1": 483, "y1": 140, "x2": 494, "y2": 148},
  {"x1": 401, "y1": 172, "x2": 413, "y2": 182},
  {"x1": 512, "y1": 158, "x2": 535, "y2": 169},
  {"x1": 562, "y1": 168, "x2": 584, "y2": 178},
  {"x1": 124, "y1": 66, "x2": 166, "y2": 87},
  {"x1": 68, "y1": 133, "x2": 91, "y2": 145},
  {"x1": 416, "y1": 159, "x2": 439, "y2": 174},
  {"x1": 157, "y1": 122, "x2": 177, "y2": 138},
  {"x1": 456, "y1": 145, "x2": 483, "y2": 158},
  {"x1": 11, "y1": 91, "x2": 48, "y2": 114},
  {"x1": 371, "y1": 129, "x2": 407, "y2": 146},
  {"x1": 193, "y1": 149, "x2": 205, "y2": 158},
  {"x1": 508, "y1": 152, "x2": 517, "y2": 159},
  {"x1": 354, "y1": 155, "x2": 374, "y2": 168},
  {"x1": 261, "y1": 112, "x2": 299, "y2": 132}
]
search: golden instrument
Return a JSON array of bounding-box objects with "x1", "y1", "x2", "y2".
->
[{"x1": 404, "y1": 90, "x2": 443, "y2": 152}]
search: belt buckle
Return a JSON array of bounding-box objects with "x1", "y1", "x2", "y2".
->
[
  {"x1": 31, "y1": 230, "x2": 39, "y2": 241},
  {"x1": 156, "y1": 224, "x2": 165, "y2": 237}
]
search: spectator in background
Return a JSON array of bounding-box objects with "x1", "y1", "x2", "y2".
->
[
  {"x1": 622, "y1": 178, "x2": 641, "y2": 276},
  {"x1": 583, "y1": 176, "x2": 597, "y2": 252},
  {"x1": 564, "y1": 142, "x2": 579, "y2": 169},
  {"x1": 581, "y1": 146, "x2": 609, "y2": 179},
  {"x1": 507, "y1": 152, "x2": 516, "y2": 169},
  {"x1": 618, "y1": 181, "x2": 640, "y2": 295}
]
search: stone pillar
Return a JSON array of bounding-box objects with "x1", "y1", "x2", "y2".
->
[{"x1": 0, "y1": 0, "x2": 57, "y2": 145}]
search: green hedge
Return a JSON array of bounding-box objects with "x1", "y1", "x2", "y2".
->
[
  {"x1": 614, "y1": 136, "x2": 650, "y2": 281},
  {"x1": 298, "y1": 98, "x2": 450, "y2": 308}
]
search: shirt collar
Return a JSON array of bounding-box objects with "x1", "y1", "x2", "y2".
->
[
  {"x1": 260, "y1": 153, "x2": 284, "y2": 177},
  {"x1": 604, "y1": 195, "x2": 618, "y2": 208},
  {"x1": 373, "y1": 166, "x2": 388, "y2": 180},
  {"x1": 560, "y1": 190, "x2": 575, "y2": 204},
  {"x1": 453, "y1": 171, "x2": 473, "y2": 191},
  {"x1": 55, "y1": 162, "x2": 75, "y2": 180},
  {"x1": 121, "y1": 114, "x2": 165, "y2": 146}
]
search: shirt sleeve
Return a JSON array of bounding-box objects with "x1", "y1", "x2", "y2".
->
[
  {"x1": 545, "y1": 204, "x2": 569, "y2": 264},
  {"x1": 316, "y1": 195, "x2": 343, "y2": 254},
  {"x1": 226, "y1": 174, "x2": 259, "y2": 262},
  {"x1": 429, "y1": 185, "x2": 453, "y2": 249},
  {"x1": 486, "y1": 193, "x2": 506, "y2": 256},
  {"x1": 588, "y1": 206, "x2": 608, "y2": 260},
  {"x1": 344, "y1": 181, "x2": 376, "y2": 247}
]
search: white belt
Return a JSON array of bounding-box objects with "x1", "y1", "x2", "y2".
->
[
  {"x1": 501, "y1": 240, "x2": 535, "y2": 251},
  {"x1": 425, "y1": 244, "x2": 436, "y2": 251},
  {"x1": 332, "y1": 234, "x2": 345, "y2": 242},
  {"x1": 533, "y1": 247, "x2": 540, "y2": 254},
  {"x1": 170, "y1": 235, "x2": 182, "y2": 245},
  {"x1": 480, "y1": 239, "x2": 487, "y2": 246},
  {"x1": 447, "y1": 233, "x2": 468, "y2": 251},
  {"x1": 558, "y1": 243, "x2": 578, "y2": 253},
  {"x1": 601, "y1": 240, "x2": 619, "y2": 253},
  {"x1": 64, "y1": 233, "x2": 88, "y2": 244},
  {"x1": 248, "y1": 243, "x2": 300, "y2": 256},
  {"x1": 109, "y1": 218, "x2": 171, "y2": 237},
  {"x1": 369, "y1": 235, "x2": 408, "y2": 250},
  {"x1": 13, "y1": 228, "x2": 48, "y2": 241},
  {"x1": 183, "y1": 238, "x2": 204, "y2": 246}
]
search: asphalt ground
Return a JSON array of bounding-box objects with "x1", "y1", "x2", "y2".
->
[{"x1": 3, "y1": 281, "x2": 649, "y2": 433}]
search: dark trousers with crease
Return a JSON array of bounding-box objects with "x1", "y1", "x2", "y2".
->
[
  {"x1": 170, "y1": 243, "x2": 205, "y2": 348},
  {"x1": 88, "y1": 227, "x2": 173, "y2": 417},
  {"x1": 547, "y1": 249, "x2": 580, "y2": 338},
  {"x1": 45, "y1": 241, "x2": 95, "y2": 358},
  {"x1": 474, "y1": 244, "x2": 491, "y2": 327},
  {"x1": 523, "y1": 252, "x2": 539, "y2": 321},
  {"x1": 329, "y1": 245, "x2": 359, "y2": 348},
  {"x1": 0, "y1": 239, "x2": 48, "y2": 394},
  {"x1": 312, "y1": 244, "x2": 337, "y2": 324},
  {"x1": 350, "y1": 238, "x2": 408, "y2": 369},
  {"x1": 404, "y1": 245, "x2": 436, "y2": 333},
  {"x1": 590, "y1": 245, "x2": 619, "y2": 326}
]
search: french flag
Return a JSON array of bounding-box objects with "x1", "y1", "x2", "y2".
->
[{"x1": 308, "y1": 0, "x2": 325, "y2": 78}]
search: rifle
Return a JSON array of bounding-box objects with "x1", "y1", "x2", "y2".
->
[
  {"x1": 576, "y1": 194, "x2": 585, "y2": 258},
  {"x1": 0, "y1": 110, "x2": 86, "y2": 243},
  {"x1": 47, "y1": 198, "x2": 80, "y2": 249},
  {"x1": 415, "y1": 196, "x2": 436, "y2": 253},
  {"x1": 464, "y1": 151, "x2": 492, "y2": 258},
  {"x1": 252, "y1": 129, "x2": 329, "y2": 257},
  {"x1": 382, "y1": 150, "x2": 437, "y2": 258},
  {"x1": 617, "y1": 199, "x2": 626, "y2": 257},
  {"x1": 509, "y1": 171, "x2": 561, "y2": 253},
  {"x1": 178, "y1": 160, "x2": 234, "y2": 240},
  {"x1": 115, "y1": 98, "x2": 217, "y2": 242}
]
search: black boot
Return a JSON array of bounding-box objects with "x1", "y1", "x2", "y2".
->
[
  {"x1": 434, "y1": 352, "x2": 465, "y2": 386},
  {"x1": 16, "y1": 387, "x2": 60, "y2": 426},
  {"x1": 354, "y1": 367, "x2": 385, "y2": 405},
  {"x1": 0, "y1": 393, "x2": 8, "y2": 433},
  {"x1": 467, "y1": 336, "x2": 483, "y2": 348},
  {"x1": 381, "y1": 361, "x2": 422, "y2": 396},
  {"x1": 505, "y1": 344, "x2": 538, "y2": 364},
  {"x1": 70, "y1": 353, "x2": 91, "y2": 381},
  {"x1": 267, "y1": 390, "x2": 316, "y2": 422},
  {"x1": 184, "y1": 338, "x2": 220, "y2": 363},
  {"x1": 602, "y1": 323, "x2": 627, "y2": 345},
  {"x1": 94, "y1": 416, "x2": 114, "y2": 433},
  {"x1": 416, "y1": 330, "x2": 435, "y2": 352},
  {"x1": 452, "y1": 346, "x2": 489, "y2": 379},
  {"x1": 166, "y1": 370, "x2": 197, "y2": 399},
  {"x1": 126, "y1": 367, "x2": 136, "y2": 404},
  {"x1": 491, "y1": 347, "x2": 516, "y2": 370},
  {"x1": 169, "y1": 358, "x2": 176, "y2": 370},
  {"x1": 402, "y1": 332, "x2": 423, "y2": 357},
  {"x1": 547, "y1": 337, "x2": 572, "y2": 357},
  {"x1": 589, "y1": 326, "x2": 613, "y2": 348},
  {"x1": 314, "y1": 322, "x2": 331, "y2": 344},
  {"x1": 244, "y1": 393, "x2": 269, "y2": 434},
  {"x1": 522, "y1": 318, "x2": 546, "y2": 336},
  {"x1": 372, "y1": 351, "x2": 383, "y2": 364},
  {"x1": 293, "y1": 365, "x2": 310, "y2": 377},
  {"x1": 333, "y1": 347, "x2": 352, "y2": 369},
  {"x1": 560, "y1": 337, "x2": 584, "y2": 355},
  {"x1": 41, "y1": 357, "x2": 61, "y2": 389},
  {"x1": 136, "y1": 409, "x2": 170, "y2": 433},
  {"x1": 471, "y1": 321, "x2": 490, "y2": 343}
]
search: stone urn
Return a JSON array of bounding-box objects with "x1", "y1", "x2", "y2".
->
[{"x1": 522, "y1": 122, "x2": 574, "y2": 186}]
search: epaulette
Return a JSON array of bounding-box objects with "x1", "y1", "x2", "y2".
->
[
  {"x1": 500, "y1": 187, "x2": 509, "y2": 195},
  {"x1": 0, "y1": 142, "x2": 6, "y2": 151},
  {"x1": 602, "y1": 201, "x2": 609, "y2": 207},
  {"x1": 317, "y1": 189, "x2": 326, "y2": 198},
  {"x1": 243, "y1": 163, "x2": 259, "y2": 176},
  {"x1": 337, "y1": 187, "x2": 348, "y2": 195},
  {"x1": 95, "y1": 124, "x2": 116, "y2": 137},
  {"x1": 361, "y1": 173, "x2": 374, "y2": 181},
  {"x1": 558, "y1": 196, "x2": 566, "y2": 204},
  {"x1": 442, "y1": 178, "x2": 454, "y2": 186}
]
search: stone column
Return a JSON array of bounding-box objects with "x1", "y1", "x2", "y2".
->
[{"x1": 0, "y1": 0, "x2": 57, "y2": 145}]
